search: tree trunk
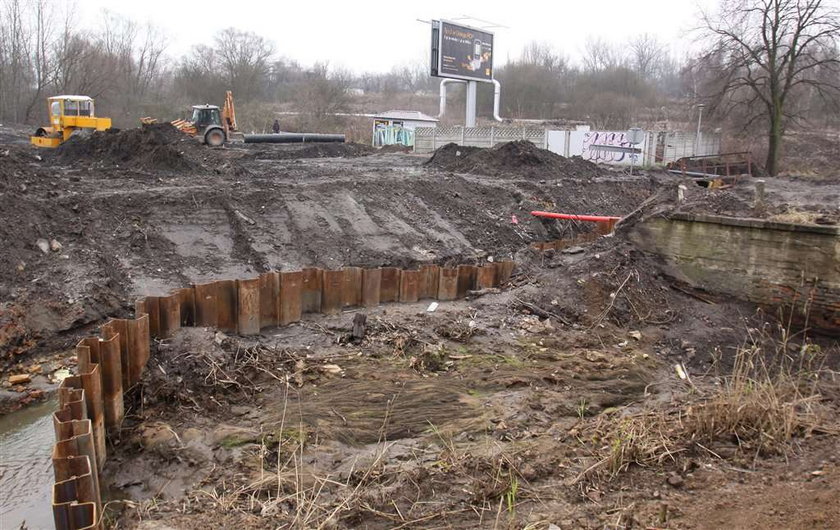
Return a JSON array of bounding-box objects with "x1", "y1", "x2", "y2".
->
[{"x1": 765, "y1": 106, "x2": 783, "y2": 177}]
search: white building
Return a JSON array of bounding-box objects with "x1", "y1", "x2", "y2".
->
[{"x1": 372, "y1": 110, "x2": 438, "y2": 147}]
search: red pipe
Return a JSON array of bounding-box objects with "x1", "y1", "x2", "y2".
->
[{"x1": 530, "y1": 211, "x2": 621, "y2": 222}]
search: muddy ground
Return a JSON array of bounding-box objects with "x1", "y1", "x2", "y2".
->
[{"x1": 1, "y1": 125, "x2": 838, "y2": 529}]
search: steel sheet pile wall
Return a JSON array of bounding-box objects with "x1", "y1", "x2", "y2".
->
[
  {"x1": 52, "y1": 315, "x2": 150, "y2": 529},
  {"x1": 47, "y1": 262, "x2": 515, "y2": 529}
]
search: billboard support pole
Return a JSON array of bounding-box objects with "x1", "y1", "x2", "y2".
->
[{"x1": 465, "y1": 81, "x2": 477, "y2": 128}]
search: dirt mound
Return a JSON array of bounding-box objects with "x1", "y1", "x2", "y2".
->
[
  {"x1": 249, "y1": 142, "x2": 375, "y2": 160},
  {"x1": 54, "y1": 123, "x2": 197, "y2": 171},
  {"x1": 426, "y1": 140, "x2": 603, "y2": 179}
]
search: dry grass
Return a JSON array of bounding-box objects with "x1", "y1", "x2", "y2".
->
[
  {"x1": 578, "y1": 339, "x2": 837, "y2": 483},
  {"x1": 768, "y1": 210, "x2": 825, "y2": 225}
]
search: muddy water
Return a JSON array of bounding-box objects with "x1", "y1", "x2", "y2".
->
[{"x1": 0, "y1": 399, "x2": 56, "y2": 529}]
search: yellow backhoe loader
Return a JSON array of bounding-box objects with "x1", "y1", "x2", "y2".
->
[
  {"x1": 30, "y1": 95, "x2": 112, "y2": 148},
  {"x1": 143, "y1": 90, "x2": 241, "y2": 146}
]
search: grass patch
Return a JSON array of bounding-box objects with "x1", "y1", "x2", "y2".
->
[{"x1": 576, "y1": 340, "x2": 837, "y2": 483}]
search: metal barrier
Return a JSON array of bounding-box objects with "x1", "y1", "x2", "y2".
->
[{"x1": 47, "y1": 261, "x2": 516, "y2": 529}]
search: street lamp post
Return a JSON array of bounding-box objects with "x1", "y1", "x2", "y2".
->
[{"x1": 694, "y1": 103, "x2": 705, "y2": 156}]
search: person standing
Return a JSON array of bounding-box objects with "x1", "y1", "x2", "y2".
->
[{"x1": 272, "y1": 119, "x2": 280, "y2": 134}]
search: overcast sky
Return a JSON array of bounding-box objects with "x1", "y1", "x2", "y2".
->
[{"x1": 79, "y1": 0, "x2": 719, "y2": 72}]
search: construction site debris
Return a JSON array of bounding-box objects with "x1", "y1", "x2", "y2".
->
[{"x1": 8, "y1": 374, "x2": 30, "y2": 385}]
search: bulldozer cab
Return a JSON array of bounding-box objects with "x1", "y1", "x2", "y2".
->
[
  {"x1": 190, "y1": 105, "x2": 222, "y2": 128},
  {"x1": 32, "y1": 95, "x2": 110, "y2": 148},
  {"x1": 48, "y1": 96, "x2": 95, "y2": 127}
]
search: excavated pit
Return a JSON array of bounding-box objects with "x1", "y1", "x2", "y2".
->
[{"x1": 1, "y1": 127, "x2": 838, "y2": 530}]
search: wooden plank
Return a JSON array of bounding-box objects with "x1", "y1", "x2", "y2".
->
[
  {"x1": 237, "y1": 278, "x2": 260, "y2": 335},
  {"x1": 380, "y1": 267, "x2": 401, "y2": 302},
  {"x1": 279, "y1": 271, "x2": 303, "y2": 325}
]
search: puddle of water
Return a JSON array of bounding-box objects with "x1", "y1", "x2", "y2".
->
[{"x1": 0, "y1": 398, "x2": 57, "y2": 530}]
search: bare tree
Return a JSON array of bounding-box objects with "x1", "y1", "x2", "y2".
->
[
  {"x1": 582, "y1": 37, "x2": 625, "y2": 72},
  {"x1": 299, "y1": 62, "x2": 351, "y2": 119},
  {"x1": 629, "y1": 33, "x2": 667, "y2": 79},
  {"x1": 215, "y1": 28, "x2": 274, "y2": 101},
  {"x1": 700, "y1": 0, "x2": 840, "y2": 175}
]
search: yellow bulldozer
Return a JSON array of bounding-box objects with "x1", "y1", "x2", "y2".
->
[{"x1": 30, "y1": 95, "x2": 112, "y2": 148}]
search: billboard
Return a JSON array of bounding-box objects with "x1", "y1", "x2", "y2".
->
[{"x1": 430, "y1": 20, "x2": 494, "y2": 82}]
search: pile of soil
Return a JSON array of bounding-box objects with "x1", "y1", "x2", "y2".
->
[
  {"x1": 54, "y1": 123, "x2": 198, "y2": 171},
  {"x1": 426, "y1": 140, "x2": 602, "y2": 179},
  {"x1": 248, "y1": 142, "x2": 375, "y2": 160},
  {"x1": 0, "y1": 147, "x2": 48, "y2": 189}
]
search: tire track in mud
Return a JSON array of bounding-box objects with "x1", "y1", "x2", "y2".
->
[{"x1": 222, "y1": 201, "x2": 271, "y2": 273}]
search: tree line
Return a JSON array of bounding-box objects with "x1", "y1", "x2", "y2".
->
[{"x1": 1, "y1": 0, "x2": 837, "y2": 174}]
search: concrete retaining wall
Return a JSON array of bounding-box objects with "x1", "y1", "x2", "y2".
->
[{"x1": 630, "y1": 213, "x2": 840, "y2": 333}]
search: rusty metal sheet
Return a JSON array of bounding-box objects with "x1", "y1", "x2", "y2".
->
[
  {"x1": 100, "y1": 319, "x2": 129, "y2": 390},
  {"x1": 98, "y1": 335, "x2": 123, "y2": 431},
  {"x1": 362, "y1": 268, "x2": 381, "y2": 307},
  {"x1": 342, "y1": 267, "x2": 363, "y2": 307},
  {"x1": 216, "y1": 280, "x2": 238, "y2": 333},
  {"x1": 280, "y1": 271, "x2": 303, "y2": 325},
  {"x1": 51, "y1": 453, "x2": 99, "y2": 514},
  {"x1": 259, "y1": 272, "x2": 280, "y2": 328},
  {"x1": 456, "y1": 265, "x2": 478, "y2": 298},
  {"x1": 193, "y1": 282, "x2": 218, "y2": 328},
  {"x1": 380, "y1": 267, "x2": 401, "y2": 303},
  {"x1": 438, "y1": 268, "x2": 458, "y2": 300},
  {"x1": 76, "y1": 340, "x2": 105, "y2": 471},
  {"x1": 52, "y1": 480, "x2": 99, "y2": 530},
  {"x1": 176, "y1": 288, "x2": 196, "y2": 327},
  {"x1": 420, "y1": 264, "x2": 440, "y2": 299},
  {"x1": 237, "y1": 278, "x2": 261, "y2": 335},
  {"x1": 301, "y1": 268, "x2": 323, "y2": 313},
  {"x1": 477, "y1": 265, "x2": 496, "y2": 289},
  {"x1": 321, "y1": 269, "x2": 344, "y2": 315},
  {"x1": 56, "y1": 378, "x2": 87, "y2": 424},
  {"x1": 494, "y1": 261, "x2": 515, "y2": 285},
  {"x1": 126, "y1": 315, "x2": 150, "y2": 388},
  {"x1": 135, "y1": 296, "x2": 160, "y2": 338},
  {"x1": 158, "y1": 294, "x2": 181, "y2": 339},
  {"x1": 399, "y1": 270, "x2": 421, "y2": 303}
]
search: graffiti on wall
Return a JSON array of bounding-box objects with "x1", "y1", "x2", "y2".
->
[{"x1": 580, "y1": 131, "x2": 644, "y2": 165}]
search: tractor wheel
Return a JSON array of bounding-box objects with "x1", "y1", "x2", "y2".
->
[
  {"x1": 34, "y1": 128, "x2": 48, "y2": 137},
  {"x1": 204, "y1": 128, "x2": 225, "y2": 147}
]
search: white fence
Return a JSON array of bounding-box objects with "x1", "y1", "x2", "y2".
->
[{"x1": 415, "y1": 126, "x2": 721, "y2": 166}]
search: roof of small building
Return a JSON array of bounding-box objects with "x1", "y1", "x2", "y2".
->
[
  {"x1": 49, "y1": 95, "x2": 94, "y2": 101},
  {"x1": 374, "y1": 110, "x2": 439, "y2": 122}
]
